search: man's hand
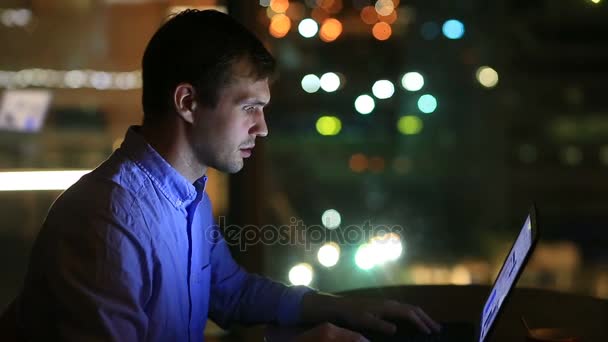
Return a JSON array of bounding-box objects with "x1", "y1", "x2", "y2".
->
[
  {"x1": 293, "y1": 323, "x2": 369, "y2": 342},
  {"x1": 299, "y1": 292, "x2": 442, "y2": 336}
]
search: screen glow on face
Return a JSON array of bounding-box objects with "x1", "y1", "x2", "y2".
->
[{"x1": 479, "y1": 216, "x2": 532, "y2": 342}]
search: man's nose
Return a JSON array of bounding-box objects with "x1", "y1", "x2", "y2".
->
[{"x1": 251, "y1": 111, "x2": 268, "y2": 137}]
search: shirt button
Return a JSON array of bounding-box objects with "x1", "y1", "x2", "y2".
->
[{"x1": 175, "y1": 199, "x2": 182, "y2": 206}]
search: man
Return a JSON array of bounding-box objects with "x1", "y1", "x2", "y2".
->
[{"x1": 16, "y1": 10, "x2": 440, "y2": 341}]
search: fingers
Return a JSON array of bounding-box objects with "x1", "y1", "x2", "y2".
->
[
  {"x1": 381, "y1": 301, "x2": 440, "y2": 334},
  {"x1": 414, "y1": 306, "x2": 442, "y2": 333},
  {"x1": 355, "y1": 312, "x2": 397, "y2": 335}
]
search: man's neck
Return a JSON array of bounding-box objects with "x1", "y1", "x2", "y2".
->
[{"x1": 140, "y1": 121, "x2": 207, "y2": 184}]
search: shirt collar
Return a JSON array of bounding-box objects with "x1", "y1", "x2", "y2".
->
[{"x1": 120, "y1": 125, "x2": 207, "y2": 209}]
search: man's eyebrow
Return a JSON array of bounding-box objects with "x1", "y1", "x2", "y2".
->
[{"x1": 241, "y1": 98, "x2": 270, "y2": 106}]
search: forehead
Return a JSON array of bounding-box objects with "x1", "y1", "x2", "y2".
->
[{"x1": 221, "y1": 75, "x2": 270, "y2": 102}]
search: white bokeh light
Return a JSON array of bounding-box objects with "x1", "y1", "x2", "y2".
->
[
  {"x1": 298, "y1": 18, "x2": 318, "y2": 38},
  {"x1": 476, "y1": 66, "x2": 499, "y2": 88},
  {"x1": 320, "y1": 72, "x2": 340, "y2": 92},
  {"x1": 372, "y1": 80, "x2": 395, "y2": 99},
  {"x1": 354, "y1": 94, "x2": 375, "y2": 115},
  {"x1": 375, "y1": 0, "x2": 395, "y2": 16},
  {"x1": 288, "y1": 263, "x2": 313, "y2": 286},
  {"x1": 355, "y1": 244, "x2": 377, "y2": 270},
  {"x1": 90, "y1": 72, "x2": 113, "y2": 90},
  {"x1": 64, "y1": 70, "x2": 87, "y2": 88},
  {"x1": 317, "y1": 242, "x2": 340, "y2": 268},
  {"x1": 321, "y1": 209, "x2": 341, "y2": 229},
  {"x1": 401, "y1": 72, "x2": 424, "y2": 91},
  {"x1": 370, "y1": 233, "x2": 403, "y2": 263},
  {"x1": 301, "y1": 74, "x2": 321, "y2": 93}
]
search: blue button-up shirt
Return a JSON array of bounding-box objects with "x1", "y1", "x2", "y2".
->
[{"x1": 17, "y1": 126, "x2": 311, "y2": 341}]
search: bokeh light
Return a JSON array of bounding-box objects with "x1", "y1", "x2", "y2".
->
[
  {"x1": 298, "y1": 18, "x2": 319, "y2": 38},
  {"x1": 320, "y1": 72, "x2": 340, "y2": 92},
  {"x1": 355, "y1": 244, "x2": 377, "y2": 270},
  {"x1": 64, "y1": 70, "x2": 87, "y2": 88},
  {"x1": 370, "y1": 233, "x2": 403, "y2": 262},
  {"x1": 442, "y1": 19, "x2": 465, "y2": 39},
  {"x1": 317, "y1": 242, "x2": 341, "y2": 268},
  {"x1": 372, "y1": 21, "x2": 392, "y2": 40},
  {"x1": 417, "y1": 94, "x2": 438, "y2": 113},
  {"x1": 354, "y1": 94, "x2": 375, "y2": 114},
  {"x1": 372, "y1": 80, "x2": 395, "y2": 99},
  {"x1": 288, "y1": 263, "x2": 313, "y2": 285},
  {"x1": 311, "y1": 7, "x2": 330, "y2": 23},
  {"x1": 369, "y1": 156, "x2": 386, "y2": 173},
  {"x1": 393, "y1": 156, "x2": 412, "y2": 174},
  {"x1": 476, "y1": 66, "x2": 499, "y2": 88},
  {"x1": 301, "y1": 74, "x2": 321, "y2": 93},
  {"x1": 321, "y1": 209, "x2": 341, "y2": 229},
  {"x1": 286, "y1": 1, "x2": 306, "y2": 20},
  {"x1": 270, "y1": 0, "x2": 289, "y2": 13},
  {"x1": 319, "y1": 18, "x2": 343, "y2": 42},
  {"x1": 360, "y1": 5, "x2": 378, "y2": 25},
  {"x1": 401, "y1": 72, "x2": 424, "y2": 91},
  {"x1": 316, "y1": 116, "x2": 342, "y2": 136},
  {"x1": 319, "y1": 0, "x2": 343, "y2": 14},
  {"x1": 90, "y1": 72, "x2": 112, "y2": 90},
  {"x1": 378, "y1": 10, "x2": 398, "y2": 24},
  {"x1": 375, "y1": 0, "x2": 395, "y2": 16},
  {"x1": 349, "y1": 153, "x2": 368, "y2": 172},
  {"x1": 397, "y1": 115, "x2": 423, "y2": 135},
  {"x1": 269, "y1": 14, "x2": 291, "y2": 38},
  {"x1": 451, "y1": 265, "x2": 472, "y2": 285}
]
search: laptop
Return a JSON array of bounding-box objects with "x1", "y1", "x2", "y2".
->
[{"x1": 364, "y1": 205, "x2": 541, "y2": 342}]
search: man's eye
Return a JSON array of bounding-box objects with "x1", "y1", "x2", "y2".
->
[{"x1": 244, "y1": 106, "x2": 256, "y2": 112}]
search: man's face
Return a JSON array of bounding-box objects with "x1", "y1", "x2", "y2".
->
[{"x1": 190, "y1": 67, "x2": 270, "y2": 174}]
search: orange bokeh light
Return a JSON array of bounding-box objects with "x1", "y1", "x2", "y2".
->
[
  {"x1": 286, "y1": 1, "x2": 305, "y2": 21},
  {"x1": 311, "y1": 7, "x2": 329, "y2": 23},
  {"x1": 369, "y1": 156, "x2": 386, "y2": 172},
  {"x1": 318, "y1": 0, "x2": 343, "y2": 14},
  {"x1": 319, "y1": 18, "x2": 343, "y2": 42},
  {"x1": 349, "y1": 154, "x2": 368, "y2": 173},
  {"x1": 269, "y1": 14, "x2": 291, "y2": 38},
  {"x1": 378, "y1": 9, "x2": 398, "y2": 24},
  {"x1": 360, "y1": 6, "x2": 378, "y2": 25},
  {"x1": 270, "y1": 0, "x2": 289, "y2": 14},
  {"x1": 372, "y1": 21, "x2": 392, "y2": 40}
]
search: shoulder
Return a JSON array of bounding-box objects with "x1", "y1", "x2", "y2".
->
[{"x1": 45, "y1": 153, "x2": 153, "y2": 244}]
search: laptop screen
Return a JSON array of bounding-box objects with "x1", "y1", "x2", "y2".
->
[{"x1": 479, "y1": 215, "x2": 533, "y2": 342}]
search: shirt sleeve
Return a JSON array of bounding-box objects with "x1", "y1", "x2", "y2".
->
[
  {"x1": 19, "y1": 189, "x2": 153, "y2": 342},
  {"x1": 207, "y1": 223, "x2": 314, "y2": 328}
]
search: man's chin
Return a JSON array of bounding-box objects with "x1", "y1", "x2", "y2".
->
[{"x1": 217, "y1": 160, "x2": 244, "y2": 174}]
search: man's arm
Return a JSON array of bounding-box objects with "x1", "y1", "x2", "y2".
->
[{"x1": 207, "y1": 225, "x2": 312, "y2": 328}]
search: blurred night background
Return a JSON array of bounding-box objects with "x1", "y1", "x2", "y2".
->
[{"x1": 1, "y1": 0, "x2": 607, "y2": 339}]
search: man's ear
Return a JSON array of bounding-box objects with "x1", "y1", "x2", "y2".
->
[{"x1": 173, "y1": 83, "x2": 198, "y2": 124}]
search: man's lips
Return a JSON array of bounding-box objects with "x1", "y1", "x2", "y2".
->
[{"x1": 240, "y1": 145, "x2": 255, "y2": 158}]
